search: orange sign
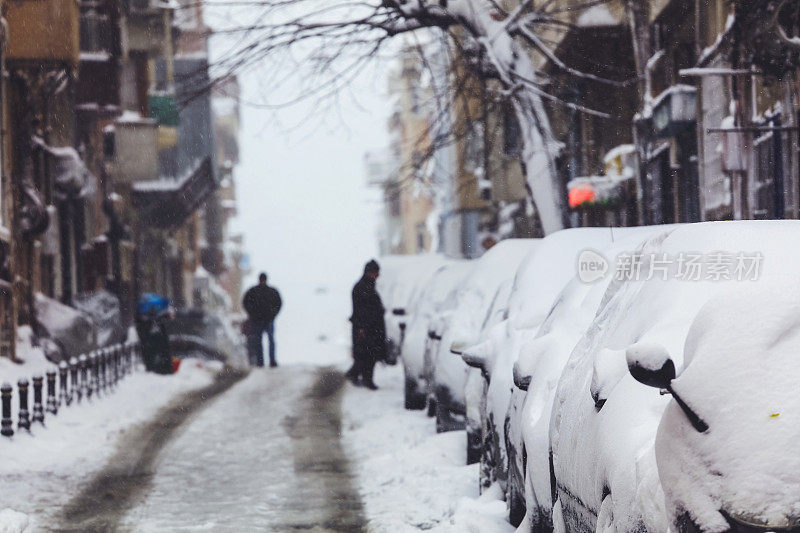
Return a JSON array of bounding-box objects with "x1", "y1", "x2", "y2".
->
[{"x1": 569, "y1": 185, "x2": 596, "y2": 208}]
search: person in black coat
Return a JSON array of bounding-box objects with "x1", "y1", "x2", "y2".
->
[
  {"x1": 242, "y1": 272, "x2": 283, "y2": 367},
  {"x1": 346, "y1": 259, "x2": 386, "y2": 389}
]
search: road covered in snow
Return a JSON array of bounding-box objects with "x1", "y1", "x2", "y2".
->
[
  {"x1": 2, "y1": 291, "x2": 510, "y2": 533},
  {"x1": 113, "y1": 365, "x2": 365, "y2": 531},
  {"x1": 62, "y1": 361, "x2": 506, "y2": 532}
]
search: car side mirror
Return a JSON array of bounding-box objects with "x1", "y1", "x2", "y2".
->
[
  {"x1": 392, "y1": 308, "x2": 406, "y2": 316},
  {"x1": 449, "y1": 341, "x2": 466, "y2": 356},
  {"x1": 453, "y1": 341, "x2": 490, "y2": 374},
  {"x1": 626, "y1": 342, "x2": 709, "y2": 433},
  {"x1": 626, "y1": 342, "x2": 676, "y2": 389},
  {"x1": 512, "y1": 362, "x2": 531, "y2": 391}
]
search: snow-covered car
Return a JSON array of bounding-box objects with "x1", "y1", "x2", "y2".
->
[
  {"x1": 401, "y1": 261, "x2": 473, "y2": 410},
  {"x1": 455, "y1": 228, "x2": 615, "y2": 520},
  {"x1": 433, "y1": 239, "x2": 539, "y2": 433},
  {"x1": 376, "y1": 255, "x2": 451, "y2": 363},
  {"x1": 505, "y1": 226, "x2": 669, "y2": 530},
  {"x1": 549, "y1": 220, "x2": 800, "y2": 532},
  {"x1": 462, "y1": 274, "x2": 517, "y2": 463}
]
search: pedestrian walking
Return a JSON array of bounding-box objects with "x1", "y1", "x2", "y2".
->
[
  {"x1": 242, "y1": 273, "x2": 282, "y2": 367},
  {"x1": 346, "y1": 259, "x2": 386, "y2": 390}
]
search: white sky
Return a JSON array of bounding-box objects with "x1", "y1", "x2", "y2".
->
[{"x1": 208, "y1": 5, "x2": 392, "y2": 363}]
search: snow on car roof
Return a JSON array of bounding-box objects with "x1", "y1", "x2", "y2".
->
[
  {"x1": 412, "y1": 261, "x2": 474, "y2": 315},
  {"x1": 463, "y1": 239, "x2": 541, "y2": 294},
  {"x1": 440, "y1": 239, "x2": 540, "y2": 351},
  {"x1": 507, "y1": 227, "x2": 617, "y2": 330},
  {"x1": 376, "y1": 254, "x2": 451, "y2": 309}
]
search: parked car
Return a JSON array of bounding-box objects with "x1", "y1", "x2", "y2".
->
[
  {"x1": 549, "y1": 220, "x2": 800, "y2": 532},
  {"x1": 402, "y1": 261, "x2": 473, "y2": 410},
  {"x1": 433, "y1": 239, "x2": 539, "y2": 434},
  {"x1": 505, "y1": 226, "x2": 668, "y2": 530},
  {"x1": 455, "y1": 228, "x2": 614, "y2": 522},
  {"x1": 376, "y1": 255, "x2": 450, "y2": 364}
]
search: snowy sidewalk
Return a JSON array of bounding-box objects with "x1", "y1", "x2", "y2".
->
[
  {"x1": 341, "y1": 363, "x2": 514, "y2": 533},
  {"x1": 0, "y1": 358, "x2": 225, "y2": 532}
]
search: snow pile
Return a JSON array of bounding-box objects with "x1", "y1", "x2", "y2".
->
[
  {"x1": 34, "y1": 293, "x2": 95, "y2": 361},
  {"x1": 0, "y1": 359, "x2": 222, "y2": 530},
  {"x1": 657, "y1": 280, "x2": 800, "y2": 529},
  {"x1": 0, "y1": 509, "x2": 28, "y2": 533},
  {"x1": 72, "y1": 291, "x2": 125, "y2": 348},
  {"x1": 342, "y1": 363, "x2": 513, "y2": 533},
  {"x1": 1, "y1": 327, "x2": 54, "y2": 382},
  {"x1": 576, "y1": 4, "x2": 619, "y2": 27}
]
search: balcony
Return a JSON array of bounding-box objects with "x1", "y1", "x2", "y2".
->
[
  {"x1": 124, "y1": 0, "x2": 174, "y2": 54},
  {"x1": 651, "y1": 85, "x2": 697, "y2": 138},
  {"x1": 5, "y1": 0, "x2": 80, "y2": 65},
  {"x1": 80, "y1": 2, "x2": 119, "y2": 55},
  {"x1": 77, "y1": 3, "x2": 121, "y2": 107}
]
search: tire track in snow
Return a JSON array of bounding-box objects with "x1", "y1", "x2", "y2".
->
[
  {"x1": 54, "y1": 366, "x2": 247, "y2": 532},
  {"x1": 280, "y1": 367, "x2": 366, "y2": 531}
]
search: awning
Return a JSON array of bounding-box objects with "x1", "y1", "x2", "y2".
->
[{"x1": 131, "y1": 157, "x2": 217, "y2": 229}]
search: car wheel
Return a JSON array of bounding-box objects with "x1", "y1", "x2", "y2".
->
[
  {"x1": 426, "y1": 395, "x2": 436, "y2": 417},
  {"x1": 479, "y1": 431, "x2": 493, "y2": 492},
  {"x1": 435, "y1": 401, "x2": 464, "y2": 433},
  {"x1": 466, "y1": 424, "x2": 481, "y2": 465},
  {"x1": 404, "y1": 376, "x2": 426, "y2": 410},
  {"x1": 435, "y1": 402, "x2": 448, "y2": 433}
]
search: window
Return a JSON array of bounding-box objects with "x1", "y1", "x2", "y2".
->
[{"x1": 503, "y1": 105, "x2": 522, "y2": 158}]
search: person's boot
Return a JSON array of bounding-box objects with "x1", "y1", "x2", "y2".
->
[
  {"x1": 345, "y1": 366, "x2": 359, "y2": 384},
  {"x1": 363, "y1": 364, "x2": 377, "y2": 390},
  {"x1": 269, "y1": 360, "x2": 278, "y2": 368}
]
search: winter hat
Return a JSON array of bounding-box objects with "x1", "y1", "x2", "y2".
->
[{"x1": 364, "y1": 259, "x2": 380, "y2": 273}]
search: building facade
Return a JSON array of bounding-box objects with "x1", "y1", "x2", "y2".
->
[{"x1": 0, "y1": 0, "x2": 246, "y2": 359}]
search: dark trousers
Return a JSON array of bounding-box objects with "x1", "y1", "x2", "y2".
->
[
  {"x1": 346, "y1": 351, "x2": 376, "y2": 385},
  {"x1": 347, "y1": 327, "x2": 379, "y2": 384},
  {"x1": 247, "y1": 320, "x2": 276, "y2": 367}
]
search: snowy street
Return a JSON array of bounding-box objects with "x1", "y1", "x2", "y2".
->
[
  {"x1": 114, "y1": 365, "x2": 365, "y2": 532},
  {"x1": 1, "y1": 356, "x2": 501, "y2": 532}
]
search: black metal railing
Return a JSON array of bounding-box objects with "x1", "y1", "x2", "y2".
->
[{"x1": 1, "y1": 341, "x2": 142, "y2": 438}]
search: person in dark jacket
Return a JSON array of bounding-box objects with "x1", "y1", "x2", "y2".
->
[
  {"x1": 243, "y1": 272, "x2": 282, "y2": 367},
  {"x1": 346, "y1": 259, "x2": 386, "y2": 389}
]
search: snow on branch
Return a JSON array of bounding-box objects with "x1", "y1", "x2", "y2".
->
[{"x1": 196, "y1": 0, "x2": 639, "y2": 233}]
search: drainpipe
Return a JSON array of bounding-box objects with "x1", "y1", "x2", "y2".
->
[{"x1": 625, "y1": 0, "x2": 651, "y2": 226}]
